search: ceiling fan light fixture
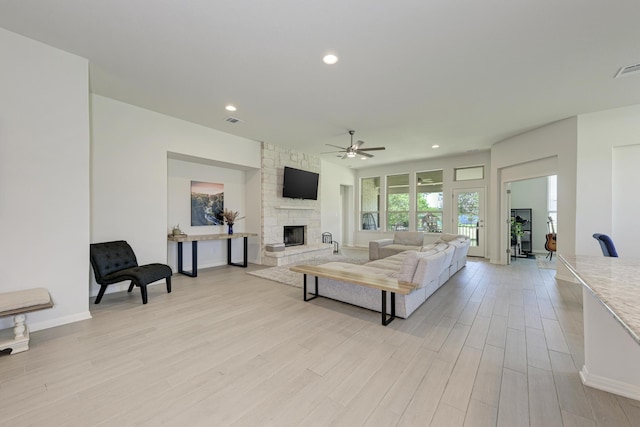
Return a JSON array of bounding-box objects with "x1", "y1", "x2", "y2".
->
[{"x1": 323, "y1": 130, "x2": 385, "y2": 160}]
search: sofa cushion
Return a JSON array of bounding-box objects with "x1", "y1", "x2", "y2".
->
[
  {"x1": 422, "y1": 235, "x2": 433, "y2": 247},
  {"x1": 365, "y1": 252, "x2": 408, "y2": 271},
  {"x1": 422, "y1": 242, "x2": 449, "y2": 252},
  {"x1": 397, "y1": 251, "x2": 420, "y2": 283},
  {"x1": 441, "y1": 244, "x2": 456, "y2": 268},
  {"x1": 393, "y1": 232, "x2": 424, "y2": 246},
  {"x1": 319, "y1": 262, "x2": 393, "y2": 278},
  {"x1": 436, "y1": 233, "x2": 465, "y2": 243},
  {"x1": 384, "y1": 244, "x2": 422, "y2": 253},
  {"x1": 449, "y1": 239, "x2": 470, "y2": 263},
  {"x1": 412, "y1": 251, "x2": 447, "y2": 288}
]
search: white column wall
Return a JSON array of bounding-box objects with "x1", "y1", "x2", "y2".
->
[
  {"x1": 576, "y1": 104, "x2": 640, "y2": 258},
  {"x1": 0, "y1": 29, "x2": 91, "y2": 330},
  {"x1": 490, "y1": 118, "x2": 577, "y2": 281},
  {"x1": 612, "y1": 145, "x2": 640, "y2": 257},
  {"x1": 320, "y1": 160, "x2": 356, "y2": 247}
]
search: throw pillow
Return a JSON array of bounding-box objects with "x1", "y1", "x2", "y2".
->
[
  {"x1": 436, "y1": 233, "x2": 462, "y2": 243},
  {"x1": 422, "y1": 234, "x2": 437, "y2": 247}
]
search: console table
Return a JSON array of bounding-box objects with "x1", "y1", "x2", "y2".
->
[
  {"x1": 559, "y1": 254, "x2": 640, "y2": 400},
  {"x1": 167, "y1": 233, "x2": 257, "y2": 277}
]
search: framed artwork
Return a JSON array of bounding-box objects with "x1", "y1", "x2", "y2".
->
[{"x1": 191, "y1": 181, "x2": 224, "y2": 226}]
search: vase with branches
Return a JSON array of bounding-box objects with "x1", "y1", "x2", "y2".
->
[{"x1": 222, "y1": 209, "x2": 245, "y2": 234}]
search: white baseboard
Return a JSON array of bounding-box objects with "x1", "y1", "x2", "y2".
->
[
  {"x1": 580, "y1": 365, "x2": 640, "y2": 401},
  {"x1": 29, "y1": 311, "x2": 92, "y2": 332}
]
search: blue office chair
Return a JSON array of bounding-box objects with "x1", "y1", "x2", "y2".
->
[{"x1": 592, "y1": 233, "x2": 618, "y2": 257}]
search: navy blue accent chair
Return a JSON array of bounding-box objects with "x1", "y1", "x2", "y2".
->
[{"x1": 592, "y1": 233, "x2": 618, "y2": 257}]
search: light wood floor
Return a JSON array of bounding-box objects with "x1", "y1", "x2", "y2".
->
[{"x1": 1, "y1": 257, "x2": 639, "y2": 426}]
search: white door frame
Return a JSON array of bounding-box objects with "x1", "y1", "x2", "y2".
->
[{"x1": 453, "y1": 187, "x2": 486, "y2": 258}]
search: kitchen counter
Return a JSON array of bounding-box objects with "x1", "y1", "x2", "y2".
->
[{"x1": 559, "y1": 254, "x2": 640, "y2": 400}]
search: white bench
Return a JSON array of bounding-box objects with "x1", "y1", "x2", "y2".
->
[{"x1": 0, "y1": 288, "x2": 53, "y2": 354}]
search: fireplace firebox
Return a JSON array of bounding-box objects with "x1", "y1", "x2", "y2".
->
[{"x1": 283, "y1": 226, "x2": 305, "y2": 247}]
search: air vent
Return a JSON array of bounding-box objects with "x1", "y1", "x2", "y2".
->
[
  {"x1": 225, "y1": 117, "x2": 241, "y2": 123},
  {"x1": 615, "y1": 63, "x2": 640, "y2": 78}
]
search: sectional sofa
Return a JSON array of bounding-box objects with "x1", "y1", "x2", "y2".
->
[{"x1": 308, "y1": 234, "x2": 471, "y2": 318}]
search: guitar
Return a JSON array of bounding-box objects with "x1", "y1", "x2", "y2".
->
[{"x1": 545, "y1": 216, "x2": 557, "y2": 252}]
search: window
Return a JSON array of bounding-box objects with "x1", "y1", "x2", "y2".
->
[
  {"x1": 387, "y1": 174, "x2": 410, "y2": 231},
  {"x1": 361, "y1": 177, "x2": 380, "y2": 230},
  {"x1": 416, "y1": 170, "x2": 443, "y2": 232},
  {"x1": 455, "y1": 165, "x2": 484, "y2": 181}
]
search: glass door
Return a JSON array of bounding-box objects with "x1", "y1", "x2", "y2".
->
[{"x1": 454, "y1": 187, "x2": 485, "y2": 257}]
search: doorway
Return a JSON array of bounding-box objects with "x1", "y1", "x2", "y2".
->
[
  {"x1": 507, "y1": 175, "x2": 557, "y2": 265},
  {"x1": 454, "y1": 187, "x2": 485, "y2": 257}
]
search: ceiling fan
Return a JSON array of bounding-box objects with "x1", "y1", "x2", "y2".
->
[{"x1": 322, "y1": 130, "x2": 386, "y2": 159}]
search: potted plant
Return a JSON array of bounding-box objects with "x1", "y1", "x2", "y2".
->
[{"x1": 510, "y1": 218, "x2": 524, "y2": 246}]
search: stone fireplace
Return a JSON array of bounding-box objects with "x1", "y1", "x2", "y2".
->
[
  {"x1": 261, "y1": 142, "x2": 328, "y2": 266},
  {"x1": 283, "y1": 225, "x2": 305, "y2": 247}
]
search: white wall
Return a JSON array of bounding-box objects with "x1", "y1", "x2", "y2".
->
[
  {"x1": 0, "y1": 29, "x2": 91, "y2": 330},
  {"x1": 91, "y1": 95, "x2": 260, "y2": 296},
  {"x1": 320, "y1": 160, "x2": 356, "y2": 246},
  {"x1": 353, "y1": 151, "x2": 491, "y2": 248},
  {"x1": 612, "y1": 145, "x2": 640, "y2": 257},
  {"x1": 490, "y1": 118, "x2": 577, "y2": 280},
  {"x1": 510, "y1": 177, "x2": 549, "y2": 254},
  {"x1": 167, "y1": 158, "x2": 251, "y2": 270},
  {"x1": 577, "y1": 104, "x2": 640, "y2": 257}
]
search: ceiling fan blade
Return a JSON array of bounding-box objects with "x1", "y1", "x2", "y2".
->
[
  {"x1": 357, "y1": 146, "x2": 386, "y2": 151},
  {"x1": 356, "y1": 151, "x2": 374, "y2": 158},
  {"x1": 325, "y1": 143, "x2": 347, "y2": 150},
  {"x1": 320, "y1": 150, "x2": 344, "y2": 154},
  {"x1": 351, "y1": 140, "x2": 363, "y2": 148},
  {"x1": 341, "y1": 153, "x2": 348, "y2": 159}
]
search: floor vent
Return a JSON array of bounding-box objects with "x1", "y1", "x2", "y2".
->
[{"x1": 615, "y1": 63, "x2": 640, "y2": 78}]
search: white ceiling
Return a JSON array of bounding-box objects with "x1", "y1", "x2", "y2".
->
[{"x1": 2, "y1": 0, "x2": 640, "y2": 168}]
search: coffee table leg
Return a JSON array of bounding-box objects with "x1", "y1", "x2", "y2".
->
[
  {"x1": 382, "y1": 291, "x2": 396, "y2": 326},
  {"x1": 304, "y1": 275, "x2": 318, "y2": 301}
]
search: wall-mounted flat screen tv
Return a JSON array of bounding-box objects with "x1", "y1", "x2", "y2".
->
[{"x1": 282, "y1": 166, "x2": 319, "y2": 200}]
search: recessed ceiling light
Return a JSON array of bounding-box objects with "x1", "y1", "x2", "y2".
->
[
  {"x1": 323, "y1": 54, "x2": 338, "y2": 65},
  {"x1": 432, "y1": 144, "x2": 440, "y2": 149},
  {"x1": 360, "y1": 157, "x2": 367, "y2": 160},
  {"x1": 225, "y1": 105, "x2": 237, "y2": 112}
]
